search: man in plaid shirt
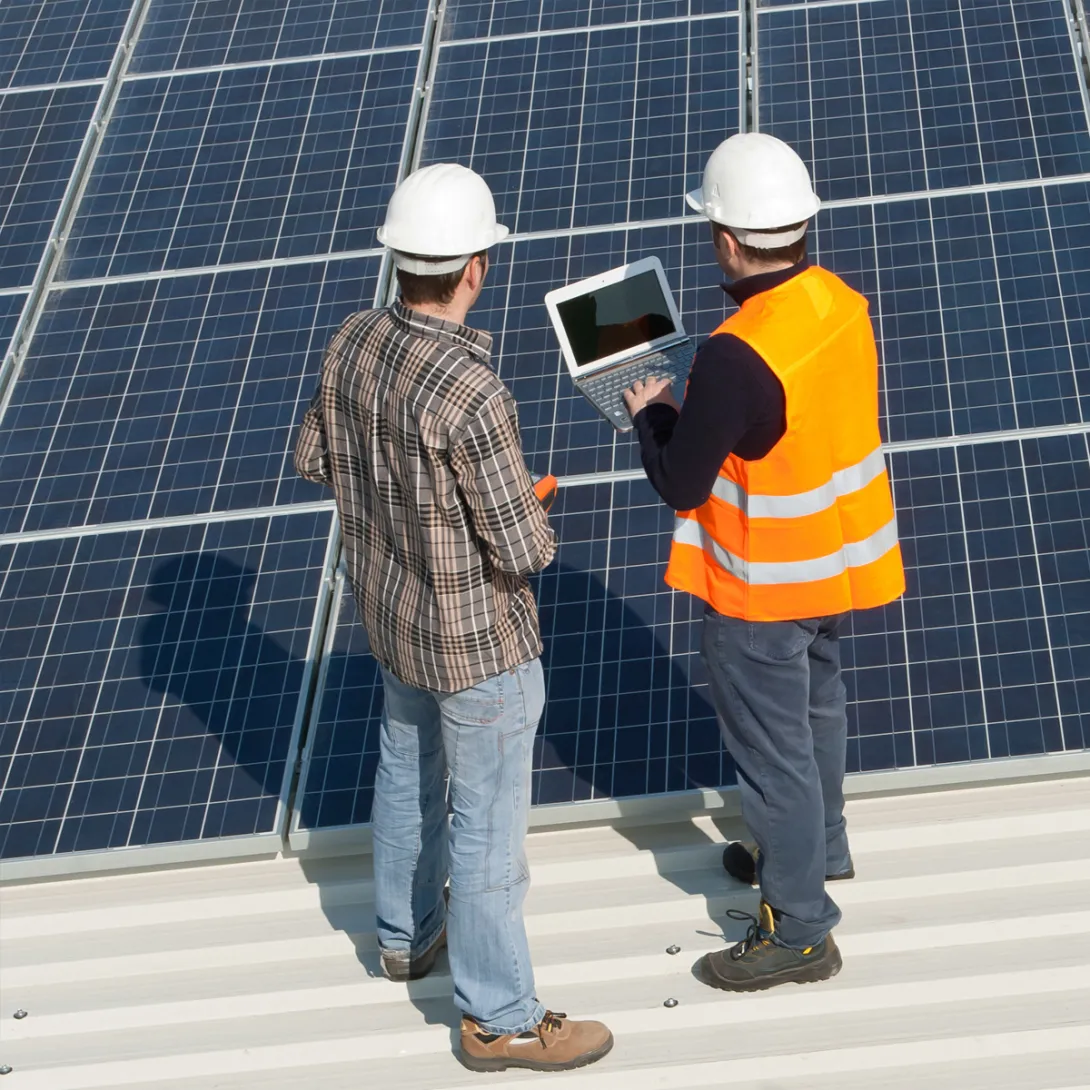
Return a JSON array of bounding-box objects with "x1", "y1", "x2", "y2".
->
[{"x1": 294, "y1": 164, "x2": 613, "y2": 1073}]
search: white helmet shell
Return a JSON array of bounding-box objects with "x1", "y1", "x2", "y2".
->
[
  {"x1": 377, "y1": 163, "x2": 510, "y2": 274},
  {"x1": 685, "y1": 133, "x2": 820, "y2": 247}
]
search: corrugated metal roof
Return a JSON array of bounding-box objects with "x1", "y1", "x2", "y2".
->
[{"x1": 3, "y1": 776, "x2": 1090, "y2": 1089}]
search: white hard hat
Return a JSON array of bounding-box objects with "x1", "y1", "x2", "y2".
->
[
  {"x1": 377, "y1": 163, "x2": 510, "y2": 274},
  {"x1": 685, "y1": 133, "x2": 820, "y2": 248}
]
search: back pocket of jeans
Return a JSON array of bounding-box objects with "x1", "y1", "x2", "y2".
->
[
  {"x1": 746, "y1": 619, "x2": 817, "y2": 662},
  {"x1": 445, "y1": 674, "x2": 506, "y2": 725}
]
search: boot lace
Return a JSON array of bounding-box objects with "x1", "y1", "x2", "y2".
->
[
  {"x1": 725, "y1": 908, "x2": 773, "y2": 961},
  {"x1": 534, "y1": 1011, "x2": 566, "y2": 1047}
]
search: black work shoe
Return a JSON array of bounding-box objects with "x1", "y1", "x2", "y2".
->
[
  {"x1": 380, "y1": 925, "x2": 446, "y2": 982},
  {"x1": 722, "y1": 840, "x2": 855, "y2": 885},
  {"x1": 696, "y1": 901, "x2": 842, "y2": 992}
]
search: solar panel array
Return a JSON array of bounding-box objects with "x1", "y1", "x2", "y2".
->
[{"x1": 1, "y1": 0, "x2": 1089, "y2": 869}]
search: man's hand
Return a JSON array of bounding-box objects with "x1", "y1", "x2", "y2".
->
[{"x1": 623, "y1": 376, "x2": 681, "y2": 418}]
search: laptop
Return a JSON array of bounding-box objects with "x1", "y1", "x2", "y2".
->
[{"x1": 544, "y1": 256, "x2": 694, "y2": 432}]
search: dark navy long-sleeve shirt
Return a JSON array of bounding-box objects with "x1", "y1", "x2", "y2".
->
[{"x1": 633, "y1": 261, "x2": 808, "y2": 511}]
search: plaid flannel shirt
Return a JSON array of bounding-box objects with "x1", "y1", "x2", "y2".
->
[{"x1": 294, "y1": 300, "x2": 557, "y2": 693}]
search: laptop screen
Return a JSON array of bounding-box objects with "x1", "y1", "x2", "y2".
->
[{"x1": 555, "y1": 268, "x2": 678, "y2": 367}]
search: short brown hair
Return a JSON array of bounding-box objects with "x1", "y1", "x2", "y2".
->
[
  {"x1": 396, "y1": 251, "x2": 487, "y2": 307},
  {"x1": 715, "y1": 221, "x2": 807, "y2": 267}
]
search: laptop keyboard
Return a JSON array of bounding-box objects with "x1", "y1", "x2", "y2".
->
[{"x1": 580, "y1": 341, "x2": 695, "y2": 428}]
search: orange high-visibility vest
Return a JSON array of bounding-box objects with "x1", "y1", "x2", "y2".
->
[{"x1": 665, "y1": 265, "x2": 905, "y2": 620}]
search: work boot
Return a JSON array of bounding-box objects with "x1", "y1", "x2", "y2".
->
[
  {"x1": 722, "y1": 840, "x2": 855, "y2": 885},
  {"x1": 380, "y1": 926, "x2": 446, "y2": 982},
  {"x1": 696, "y1": 902, "x2": 841, "y2": 992},
  {"x1": 459, "y1": 1010, "x2": 614, "y2": 1072}
]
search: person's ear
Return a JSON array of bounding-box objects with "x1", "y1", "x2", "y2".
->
[
  {"x1": 463, "y1": 254, "x2": 486, "y2": 294},
  {"x1": 716, "y1": 226, "x2": 739, "y2": 260}
]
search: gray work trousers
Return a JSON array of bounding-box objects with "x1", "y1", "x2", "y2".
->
[{"x1": 702, "y1": 607, "x2": 851, "y2": 948}]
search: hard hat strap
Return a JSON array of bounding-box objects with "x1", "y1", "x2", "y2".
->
[
  {"x1": 391, "y1": 251, "x2": 474, "y2": 275},
  {"x1": 727, "y1": 223, "x2": 808, "y2": 248}
]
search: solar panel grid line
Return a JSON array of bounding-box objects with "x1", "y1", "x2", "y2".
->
[
  {"x1": 449, "y1": 8, "x2": 740, "y2": 48},
  {"x1": 49, "y1": 247, "x2": 388, "y2": 293},
  {"x1": 758, "y1": 0, "x2": 895, "y2": 9},
  {"x1": 0, "y1": 77, "x2": 107, "y2": 98},
  {"x1": 36, "y1": 171, "x2": 1090, "y2": 299},
  {"x1": 121, "y1": 43, "x2": 422, "y2": 86},
  {"x1": 0, "y1": 499, "x2": 337, "y2": 550},
  {"x1": 3, "y1": 414, "x2": 1090, "y2": 553},
  {"x1": 0, "y1": 0, "x2": 154, "y2": 415}
]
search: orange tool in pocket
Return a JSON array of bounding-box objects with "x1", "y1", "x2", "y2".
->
[{"x1": 532, "y1": 473, "x2": 558, "y2": 513}]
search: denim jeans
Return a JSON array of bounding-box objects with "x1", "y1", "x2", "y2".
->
[
  {"x1": 371, "y1": 658, "x2": 546, "y2": 1035},
  {"x1": 702, "y1": 609, "x2": 851, "y2": 948}
]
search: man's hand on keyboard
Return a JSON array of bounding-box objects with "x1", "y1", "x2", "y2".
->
[{"x1": 623, "y1": 375, "x2": 680, "y2": 418}]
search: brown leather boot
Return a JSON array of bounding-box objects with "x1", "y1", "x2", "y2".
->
[{"x1": 459, "y1": 1010, "x2": 614, "y2": 1072}]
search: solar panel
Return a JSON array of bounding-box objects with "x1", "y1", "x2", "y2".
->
[
  {"x1": 0, "y1": 257, "x2": 379, "y2": 535},
  {"x1": 0, "y1": 510, "x2": 332, "y2": 861},
  {"x1": 426, "y1": 14, "x2": 740, "y2": 235},
  {"x1": 62, "y1": 53, "x2": 416, "y2": 282},
  {"x1": 0, "y1": 0, "x2": 131, "y2": 91},
  {"x1": 130, "y1": 0, "x2": 431, "y2": 74},
  {"x1": 0, "y1": 83, "x2": 100, "y2": 290},
  {"x1": 756, "y1": 0, "x2": 1090, "y2": 200}
]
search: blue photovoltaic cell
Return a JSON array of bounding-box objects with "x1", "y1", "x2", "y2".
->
[
  {"x1": 0, "y1": 256, "x2": 379, "y2": 535},
  {"x1": 466, "y1": 181, "x2": 1090, "y2": 481},
  {"x1": 0, "y1": 294, "x2": 28, "y2": 359},
  {"x1": 130, "y1": 0, "x2": 431, "y2": 74},
  {"x1": 758, "y1": 0, "x2": 1090, "y2": 201},
  {"x1": 444, "y1": 0, "x2": 737, "y2": 40},
  {"x1": 0, "y1": 83, "x2": 99, "y2": 290},
  {"x1": 294, "y1": 435, "x2": 1090, "y2": 829},
  {"x1": 0, "y1": 510, "x2": 332, "y2": 860},
  {"x1": 0, "y1": 0, "x2": 131, "y2": 90},
  {"x1": 63, "y1": 51, "x2": 417, "y2": 281},
  {"x1": 426, "y1": 15, "x2": 739, "y2": 235}
]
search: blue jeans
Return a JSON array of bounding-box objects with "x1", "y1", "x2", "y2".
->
[
  {"x1": 702, "y1": 609, "x2": 850, "y2": 948},
  {"x1": 371, "y1": 659, "x2": 546, "y2": 1035}
]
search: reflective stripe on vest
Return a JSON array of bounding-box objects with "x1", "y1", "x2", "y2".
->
[
  {"x1": 709, "y1": 445, "x2": 887, "y2": 520},
  {"x1": 672, "y1": 514, "x2": 899, "y2": 586}
]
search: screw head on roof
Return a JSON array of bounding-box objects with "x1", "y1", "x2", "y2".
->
[
  {"x1": 0, "y1": 1065, "x2": 12, "y2": 1075},
  {"x1": 12, "y1": 1011, "x2": 26, "y2": 1020},
  {"x1": 663, "y1": 998, "x2": 679, "y2": 1008},
  {"x1": 666, "y1": 945, "x2": 681, "y2": 955}
]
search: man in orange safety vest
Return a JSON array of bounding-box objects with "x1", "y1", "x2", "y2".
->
[{"x1": 624, "y1": 133, "x2": 905, "y2": 992}]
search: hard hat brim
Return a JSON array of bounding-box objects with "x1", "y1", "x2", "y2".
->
[
  {"x1": 377, "y1": 221, "x2": 510, "y2": 257},
  {"x1": 685, "y1": 188, "x2": 705, "y2": 214}
]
